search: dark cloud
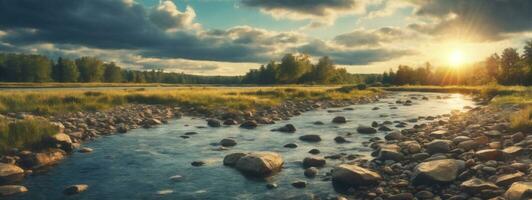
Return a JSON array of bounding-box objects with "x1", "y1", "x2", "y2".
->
[
  {"x1": 241, "y1": 0, "x2": 360, "y2": 17},
  {"x1": 0, "y1": 0, "x2": 273, "y2": 62},
  {"x1": 298, "y1": 40, "x2": 415, "y2": 65},
  {"x1": 333, "y1": 27, "x2": 406, "y2": 47},
  {"x1": 410, "y1": 0, "x2": 532, "y2": 41}
]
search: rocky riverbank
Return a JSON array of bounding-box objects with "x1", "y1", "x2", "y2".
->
[
  {"x1": 324, "y1": 104, "x2": 531, "y2": 199},
  {"x1": 0, "y1": 94, "x2": 381, "y2": 196}
]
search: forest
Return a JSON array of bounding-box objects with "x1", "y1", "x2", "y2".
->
[{"x1": 0, "y1": 40, "x2": 531, "y2": 86}]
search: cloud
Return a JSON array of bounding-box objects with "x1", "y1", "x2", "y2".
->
[
  {"x1": 333, "y1": 27, "x2": 406, "y2": 47},
  {"x1": 149, "y1": 1, "x2": 200, "y2": 31},
  {"x1": 297, "y1": 40, "x2": 415, "y2": 65},
  {"x1": 240, "y1": 0, "x2": 372, "y2": 26},
  {"x1": 409, "y1": 0, "x2": 532, "y2": 41}
]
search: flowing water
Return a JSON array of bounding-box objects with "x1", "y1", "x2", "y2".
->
[{"x1": 7, "y1": 92, "x2": 475, "y2": 200}]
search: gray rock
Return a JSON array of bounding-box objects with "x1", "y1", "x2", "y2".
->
[
  {"x1": 299, "y1": 135, "x2": 321, "y2": 142},
  {"x1": 220, "y1": 138, "x2": 237, "y2": 147},
  {"x1": 304, "y1": 167, "x2": 318, "y2": 178},
  {"x1": 425, "y1": 139, "x2": 452, "y2": 154},
  {"x1": 412, "y1": 159, "x2": 465, "y2": 185},
  {"x1": 332, "y1": 164, "x2": 382, "y2": 187},
  {"x1": 207, "y1": 119, "x2": 221, "y2": 127},
  {"x1": 357, "y1": 125, "x2": 377, "y2": 134},
  {"x1": 332, "y1": 116, "x2": 347, "y2": 124},
  {"x1": 234, "y1": 152, "x2": 284, "y2": 177},
  {"x1": 302, "y1": 157, "x2": 326, "y2": 168}
]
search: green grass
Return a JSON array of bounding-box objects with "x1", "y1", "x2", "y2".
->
[
  {"x1": 0, "y1": 86, "x2": 378, "y2": 115},
  {"x1": 0, "y1": 118, "x2": 59, "y2": 153}
]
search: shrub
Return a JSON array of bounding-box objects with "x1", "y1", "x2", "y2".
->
[
  {"x1": 510, "y1": 106, "x2": 532, "y2": 132},
  {"x1": 356, "y1": 84, "x2": 367, "y2": 90},
  {"x1": 84, "y1": 91, "x2": 103, "y2": 96},
  {"x1": 0, "y1": 118, "x2": 59, "y2": 153}
]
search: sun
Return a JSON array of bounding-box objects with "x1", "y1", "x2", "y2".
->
[{"x1": 448, "y1": 49, "x2": 465, "y2": 67}]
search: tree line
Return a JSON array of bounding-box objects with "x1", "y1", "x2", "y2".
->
[
  {"x1": 380, "y1": 40, "x2": 532, "y2": 86},
  {"x1": 241, "y1": 54, "x2": 367, "y2": 84},
  {"x1": 0, "y1": 54, "x2": 242, "y2": 84}
]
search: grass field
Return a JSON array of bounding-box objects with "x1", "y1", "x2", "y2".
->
[{"x1": 0, "y1": 86, "x2": 378, "y2": 115}]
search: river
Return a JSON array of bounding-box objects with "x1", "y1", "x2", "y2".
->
[{"x1": 6, "y1": 92, "x2": 475, "y2": 200}]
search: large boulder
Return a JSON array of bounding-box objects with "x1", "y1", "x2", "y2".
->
[
  {"x1": 223, "y1": 153, "x2": 247, "y2": 166},
  {"x1": 412, "y1": 159, "x2": 465, "y2": 185},
  {"x1": 505, "y1": 182, "x2": 532, "y2": 200},
  {"x1": 233, "y1": 152, "x2": 284, "y2": 177},
  {"x1": 0, "y1": 163, "x2": 24, "y2": 184},
  {"x1": 332, "y1": 164, "x2": 382, "y2": 187},
  {"x1": 0, "y1": 185, "x2": 28, "y2": 196},
  {"x1": 377, "y1": 144, "x2": 404, "y2": 161},
  {"x1": 357, "y1": 125, "x2": 377, "y2": 134},
  {"x1": 46, "y1": 133, "x2": 74, "y2": 152}
]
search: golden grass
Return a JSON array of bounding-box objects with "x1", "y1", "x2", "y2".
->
[
  {"x1": 0, "y1": 86, "x2": 378, "y2": 115},
  {"x1": 510, "y1": 105, "x2": 532, "y2": 132}
]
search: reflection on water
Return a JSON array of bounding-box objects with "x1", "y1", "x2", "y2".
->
[{"x1": 7, "y1": 92, "x2": 475, "y2": 200}]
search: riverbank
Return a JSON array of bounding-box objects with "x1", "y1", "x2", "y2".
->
[{"x1": 0, "y1": 86, "x2": 383, "y2": 196}]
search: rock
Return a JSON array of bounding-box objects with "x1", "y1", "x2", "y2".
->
[
  {"x1": 402, "y1": 141, "x2": 421, "y2": 154},
  {"x1": 266, "y1": 183, "x2": 278, "y2": 189},
  {"x1": 415, "y1": 190, "x2": 434, "y2": 199},
  {"x1": 234, "y1": 152, "x2": 284, "y2": 177},
  {"x1": 304, "y1": 167, "x2": 318, "y2": 178},
  {"x1": 21, "y1": 148, "x2": 66, "y2": 169},
  {"x1": 299, "y1": 135, "x2": 321, "y2": 142},
  {"x1": 291, "y1": 180, "x2": 307, "y2": 188},
  {"x1": 184, "y1": 132, "x2": 198, "y2": 135},
  {"x1": 220, "y1": 138, "x2": 237, "y2": 147},
  {"x1": 334, "y1": 136, "x2": 347, "y2": 143},
  {"x1": 425, "y1": 139, "x2": 452, "y2": 154},
  {"x1": 503, "y1": 146, "x2": 524, "y2": 157},
  {"x1": 496, "y1": 172, "x2": 525, "y2": 186},
  {"x1": 63, "y1": 184, "x2": 88, "y2": 195},
  {"x1": 357, "y1": 125, "x2": 377, "y2": 134},
  {"x1": 332, "y1": 116, "x2": 347, "y2": 124},
  {"x1": 308, "y1": 149, "x2": 320, "y2": 155},
  {"x1": 223, "y1": 119, "x2": 238, "y2": 125},
  {"x1": 429, "y1": 130, "x2": 448, "y2": 138},
  {"x1": 378, "y1": 126, "x2": 392, "y2": 131},
  {"x1": 277, "y1": 124, "x2": 296, "y2": 133},
  {"x1": 239, "y1": 121, "x2": 258, "y2": 129},
  {"x1": 207, "y1": 119, "x2": 221, "y2": 127},
  {"x1": 385, "y1": 131, "x2": 403, "y2": 140},
  {"x1": 0, "y1": 185, "x2": 28, "y2": 196},
  {"x1": 371, "y1": 121, "x2": 379, "y2": 127},
  {"x1": 78, "y1": 147, "x2": 93, "y2": 153},
  {"x1": 191, "y1": 161, "x2": 205, "y2": 167},
  {"x1": 169, "y1": 175, "x2": 183, "y2": 182},
  {"x1": 332, "y1": 164, "x2": 382, "y2": 187},
  {"x1": 475, "y1": 149, "x2": 504, "y2": 161},
  {"x1": 377, "y1": 145, "x2": 404, "y2": 161},
  {"x1": 505, "y1": 182, "x2": 532, "y2": 200},
  {"x1": 460, "y1": 178, "x2": 499, "y2": 193},
  {"x1": 223, "y1": 153, "x2": 247, "y2": 166},
  {"x1": 302, "y1": 157, "x2": 326, "y2": 168},
  {"x1": 457, "y1": 140, "x2": 478, "y2": 151},
  {"x1": 117, "y1": 125, "x2": 128, "y2": 133},
  {"x1": 313, "y1": 121, "x2": 324, "y2": 125},
  {"x1": 0, "y1": 163, "x2": 24, "y2": 184},
  {"x1": 412, "y1": 159, "x2": 465, "y2": 185},
  {"x1": 47, "y1": 133, "x2": 74, "y2": 152},
  {"x1": 388, "y1": 193, "x2": 414, "y2": 200},
  {"x1": 284, "y1": 143, "x2": 298, "y2": 148}
]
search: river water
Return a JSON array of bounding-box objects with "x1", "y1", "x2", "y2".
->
[{"x1": 6, "y1": 92, "x2": 475, "y2": 200}]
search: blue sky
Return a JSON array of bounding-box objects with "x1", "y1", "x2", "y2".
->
[{"x1": 0, "y1": 0, "x2": 530, "y2": 75}]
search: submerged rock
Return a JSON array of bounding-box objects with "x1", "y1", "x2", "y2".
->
[
  {"x1": 302, "y1": 157, "x2": 326, "y2": 168},
  {"x1": 0, "y1": 163, "x2": 24, "y2": 184},
  {"x1": 63, "y1": 184, "x2": 88, "y2": 195},
  {"x1": 240, "y1": 121, "x2": 258, "y2": 129},
  {"x1": 220, "y1": 138, "x2": 237, "y2": 147},
  {"x1": 207, "y1": 119, "x2": 221, "y2": 127},
  {"x1": 276, "y1": 124, "x2": 296, "y2": 133},
  {"x1": 299, "y1": 135, "x2": 321, "y2": 142},
  {"x1": 357, "y1": 125, "x2": 377, "y2": 134},
  {"x1": 0, "y1": 185, "x2": 28, "y2": 196},
  {"x1": 332, "y1": 116, "x2": 347, "y2": 124}
]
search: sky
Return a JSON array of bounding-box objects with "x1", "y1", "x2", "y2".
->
[{"x1": 0, "y1": 0, "x2": 531, "y2": 75}]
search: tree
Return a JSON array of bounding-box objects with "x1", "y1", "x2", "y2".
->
[
  {"x1": 500, "y1": 48, "x2": 523, "y2": 85},
  {"x1": 103, "y1": 62, "x2": 123, "y2": 82},
  {"x1": 277, "y1": 54, "x2": 312, "y2": 84},
  {"x1": 53, "y1": 57, "x2": 79, "y2": 82},
  {"x1": 485, "y1": 53, "x2": 500, "y2": 82},
  {"x1": 523, "y1": 40, "x2": 532, "y2": 85},
  {"x1": 76, "y1": 57, "x2": 104, "y2": 82},
  {"x1": 311, "y1": 56, "x2": 335, "y2": 84}
]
